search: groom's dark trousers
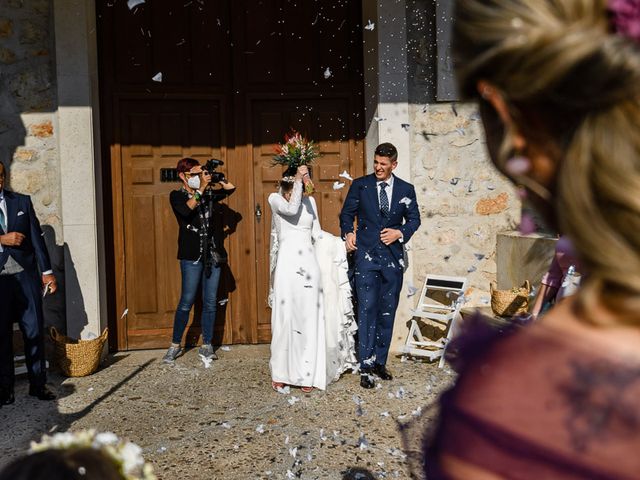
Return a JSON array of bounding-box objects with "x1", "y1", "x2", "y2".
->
[
  {"x1": 340, "y1": 174, "x2": 420, "y2": 368},
  {"x1": 0, "y1": 190, "x2": 51, "y2": 391}
]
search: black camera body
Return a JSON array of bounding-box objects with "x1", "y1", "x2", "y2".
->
[{"x1": 203, "y1": 158, "x2": 226, "y2": 184}]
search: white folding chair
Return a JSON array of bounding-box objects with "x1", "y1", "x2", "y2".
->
[{"x1": 402, "y1": 274, "x2": 468, "y2": 368}]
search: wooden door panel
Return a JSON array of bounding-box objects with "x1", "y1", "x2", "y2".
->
[{"x1": 119, "y1": 98, "x2": 231, "y2": 349}]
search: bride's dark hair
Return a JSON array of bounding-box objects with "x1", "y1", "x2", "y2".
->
[{"x1": 279, "y1": 166, "x2": 297, "y2": 194}]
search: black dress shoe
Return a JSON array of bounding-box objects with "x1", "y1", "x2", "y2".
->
[
  {"x1": 0, "y1": 388, "x2": 15, "y2": 405},
  {"x1": 28, "y1": 385, "x2": 56, "y2": 401},
  {"x1": 373, "y1": 364, "x2": 393, "y2": 381},
  {"x1": 360, "y1": 373, "x2": 375, "y2": 389}
]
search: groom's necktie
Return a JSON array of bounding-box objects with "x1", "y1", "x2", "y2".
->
[
  {"x1": 379, "y1": 182, "x2": 389, "y2": 217},
  {"x1": 0, "y1": 205, "x2": 6, "y2": 234}
]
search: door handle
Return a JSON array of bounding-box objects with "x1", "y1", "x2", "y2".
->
[{"x1": 255, "y1": 203, "x2": 262, "y2": 223}]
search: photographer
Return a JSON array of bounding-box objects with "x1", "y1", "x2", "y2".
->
[{"x1": 162, "y1": 157, "x2": 235, "y2": 364}]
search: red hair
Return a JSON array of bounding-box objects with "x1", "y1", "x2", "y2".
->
[{"x1": 176, "y1": 157, "x2": 199, "y2": 174}]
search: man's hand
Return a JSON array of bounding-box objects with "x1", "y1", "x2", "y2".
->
[
  {"x1": 345, "y1": 232, "x2": 357, "y2": 252},
  {"x1": 380, "y1": 228, "x2": 402, "y2": 245},
  {"x1": 0, "y1": 232, "x2": 25, "y2": 247},
  {"x1": 42, "y1": 273, "x2": 57, "y2": 295}
]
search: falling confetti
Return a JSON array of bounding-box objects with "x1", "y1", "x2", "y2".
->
[
  {"x1": 450, "y1": 177, "x2": 460, "y2": 185},
  {"x1": 339, "y1": 170, "x2": 353, "y2": 181},
  {"x1": 323, "y1": 67, "x2": 332, "y2": 79},
  {"x1": 401, "y1": 123, "x2": 410, "y2": 131},
  {"x1": 333, "y1": 181, "x2": 345, "y2": 190},
  {"x1": 373, "y1": 116, "x2": 387, "y2": 122},
  {"x1": 120, "y1": 308, "x2": 129, "y2": 319},
  {"x1": 127, "y1": 0, "x2": 145, "y2": 9},
  {"x1": 152, "y1": 72, "x2": 163, "y2": 82},
  {"x1": 364, "y1": 19, "x2": 375, "y2": 31},
  {"x1": 218, "y1": 298, "x2": 229, "y2": 305}
]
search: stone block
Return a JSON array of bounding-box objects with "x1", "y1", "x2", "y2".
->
[
  {"x1": 13, "y1": 148, "x2": 38, "y2": 162},
  {"x1": 0, "y1": 19, "x2": 13, "y2": 38},
  {"x1": 9, "y1": 167, "x2": 47, "y2": 194},
  {"x1": 29, "y1": 120, "x2": 53, "y2": 138},
  {"x1": 475, "y1": 192, "x2": 509, "y2": 215},
  {"x1": 496, "y1": 231, "x2": 556, "y2": 290},
  {"x1": 19, "y1": 19, "x2": 46, "y2": 44},
  {"x1": 0, "y1": 47, "x2": 17, "y2": 64}
]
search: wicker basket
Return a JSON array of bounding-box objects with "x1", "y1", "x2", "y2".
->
[
  {"x1": 490, "y1": 280, "x2": 531, "y2": 317},
  {"x1": 50, "y1": 327, "x2": 108, "y2": 377}
]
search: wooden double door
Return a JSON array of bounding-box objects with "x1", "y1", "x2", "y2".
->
[{"x1": 98, "y1": 1, "x2": 365, "y2": 349}]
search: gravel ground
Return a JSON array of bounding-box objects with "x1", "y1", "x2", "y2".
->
[{"x1": 0, "y1": 346, "x2": 454, "y2": 479}]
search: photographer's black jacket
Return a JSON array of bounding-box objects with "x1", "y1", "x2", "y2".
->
[{"x1": 170, "y1": 187, "x2": 235, "y2": 261}]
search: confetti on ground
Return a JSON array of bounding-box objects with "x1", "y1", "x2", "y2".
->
[
  {"x1": 289, "y1": 447, "x2": 298, "y2": 458},
  {"x1": 333, "y1": 181, "x2": 345, "y2": 190},
  {"x1": 127, "y1": 0, "x2": 145, "y2": 9},
  {"x1": 395, "y1": 387, "x2": 406, "y2": 399},
  {"x1": 364, "y1": 19, "x2": 375, "y2": 31},
  {"x1": 276, "y1": 385, "x2": 291, "y2": 395},
  {"x1": 151, "y1": 72, "x2": 162, "y2": 82},
  {"x1": 288, "y1": 396, "x2": 300, "y2": 405},
  {"x1": 87, "y1": 387, "x2": 94, "y2": 392},
  {"x1": 199, "y1": 355, "x2": 213, "y2": 369},
  {"x1": 467, "y1": 265, "x2": 477, "y2": 273},
  {"x1": 474, "y1": 253, "x2": 485, "y2": 260},
  {"x1": 221, "y1": 422, "x2": 231, "y2": 429},
  {"x1": 256, "y1": 424, "x2": 265, "y2": 434},
  {"x1": 323, "y1": 67, "x2": 332, "y2": 79},
  {"x1": 380, "y1": 411, "x2": 390, "y2": 417},
  {"x1": 358, "y1": 433, "x2": 369, "y2": 450},
  {"x1": 220, "y1": 346, "x2": 231, "y2": 351},
  {"x1": 406, "y1": 283, "x2": 418, "y2": 297}
]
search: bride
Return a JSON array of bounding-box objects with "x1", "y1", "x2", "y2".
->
[{"x1": 268, "y1": 165, "x2": 357, "y2": 392}]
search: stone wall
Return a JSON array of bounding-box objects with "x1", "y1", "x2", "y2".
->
[
  {"x1": 0, "y1": 0, "x2": 65, "y2": 329},
  {"x1": 408, "y1": 103, "x2": 520, "y2": 305}
]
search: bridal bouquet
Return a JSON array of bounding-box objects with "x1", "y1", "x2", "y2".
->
[{"x1": 273, "y1": 130, "x2": 319, "y2": 194}]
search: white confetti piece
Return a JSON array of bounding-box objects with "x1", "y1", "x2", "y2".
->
[
  {"x1": 256, "y1": 424, "x2": 265, "y2": 434},
  {"x1": 412, "y1": 407, "x2": 422, "y2": 416},
  {"x1": 373, "y1": 116, "x2": 387, "y2": 122},
  {"x1": 401, "y1": 123, "x2": 410, "y2": 131},
  {"x1": 467, "y1": 265, "x2": 477, "y2": 273},
  {"x1": 199, "y1": 354, "x2": 213, "y2": 369},
  {"x1": 286, "y1": 470, "x2": 296, "y2": 479},
  {"x1": 157, "y1": 446, "x2": 167, "y2": 453},
  {"x1": 127, "y1": 0, "x2": 145, "y2": 9},
  {"x1": 339, "y1": 170, "x2": 353, "y2": 181},
  {"x1": 221, "y1": 422, "x2": 231, "y2": 429},
  {"x1": 220, "y1": 346, "x2": 231, "y2": 351},
  {"x1": 276, "y1": 385, "x2": 291, "y2": 395},
  {"x1": 358, "y1": 433, "x2": 369, "y2": 450},
  {"x1": 332, "y1": 181, "x2": 345, "y2": 190},
  {"x1": 87, "y1": 387, "x2": 94, "y2": 392},
  {"x1": 289, "y1": 447, "x2": 298, "y2": 458},
  {"x1": 319, "y1": 429, "x2": 327, "y2": 441},
  {"x1": 365, "y1": 253, "x2": 373, "y2": 262},
  {"x1": 151, "y1": 72, "x2": 162, "y2": 82},
  {"x1": 380, "y1": 411, "x2": 390, "y2": 417},
  {"x1": 395, "y1": 387, "x2": 406, "y2": 399},
  {"x1": 406, "y1": 282, "x2": 418, "y2": 297},
  {"x1": 288, "y1": 396, "x2": 300, "y2": 405},
  {"x1": 120, "y1": 308, "x2": 129, "y2": 319},
  {"x1": 364, "y1": 19, "x2": 375, "y2": 31},
  {"x1": 323, "y1": 67, "x2": 332, "y2": 79},
  {"x1": 218, "y1": 298, "x2": 229, "y2": 305}
]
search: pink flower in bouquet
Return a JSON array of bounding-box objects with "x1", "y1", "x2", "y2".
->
[{"x1": 609, "y1": 0, "x2": 640, "y2": 43}]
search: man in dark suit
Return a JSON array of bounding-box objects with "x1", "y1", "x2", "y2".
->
[
  {"x1": 340, "y1": 143, "x2": 421, "y2": 389},
  {"x1": 0, "y1": 161, "x2": 57, "y2": 404}
]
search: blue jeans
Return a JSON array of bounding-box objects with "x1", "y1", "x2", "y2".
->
[{"x1": 171, "y1": 260, "x2": 221, "y2": 345}]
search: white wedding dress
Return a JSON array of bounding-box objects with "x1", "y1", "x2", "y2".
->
[{"x1": 268, "y1": 180, "x2": 357, "y2": 390}]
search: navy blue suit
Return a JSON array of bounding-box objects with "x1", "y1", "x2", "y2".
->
[
  {"x1": 340, "y1": 174, "x2": 420, "y2": 367},
  {"x1": 0, "y1": 190, "x2": 52, "y2": 390}
]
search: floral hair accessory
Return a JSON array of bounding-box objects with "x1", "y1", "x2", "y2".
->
[
  {"x1": 609, "y1": 0, "x2": 640, "y2": 44},
  {"x1": 29, "y1": 430, "x2": 156, "y2": 480},
  {"x1": 273, "y1": 130, "x2": 319, "y2": 194},
  {"x1": 280, "y1": 175, "x2": 296, "y2": 183}
]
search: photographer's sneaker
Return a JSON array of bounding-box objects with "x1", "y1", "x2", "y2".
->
[
  {"x1": 198, "y1": 344, "x2": 218, "y2": 360},
  {"x1": 162, "y1": 345, "x2": 182, "y2": 364}
]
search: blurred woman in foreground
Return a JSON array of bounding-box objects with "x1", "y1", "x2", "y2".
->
[{"x1": 424, "y1": 1, "x2": 640, "y2": 478}]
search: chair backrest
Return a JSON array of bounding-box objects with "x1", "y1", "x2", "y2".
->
[{"x1": 415, "y1": 274, "x2": 468, "y2": 314}]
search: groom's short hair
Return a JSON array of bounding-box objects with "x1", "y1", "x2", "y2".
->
[{"x1": 375, "y1": 143, "x2": 398, "y2": 162}]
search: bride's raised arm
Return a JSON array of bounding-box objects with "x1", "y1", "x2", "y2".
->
[{"x1": 268, "y1": 180, "x2": 303, "y2": 216}]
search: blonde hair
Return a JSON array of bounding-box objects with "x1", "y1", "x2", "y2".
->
[{"x1": 453, "y1": 0, "x2": 640, "y2": 323}]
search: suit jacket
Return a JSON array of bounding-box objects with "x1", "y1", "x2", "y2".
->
[
  {"x1": 0, "y1": 190, "x2": 52, "y2": 275},
  {"x1": 339, "y1": 174, "x2": 421, "y2": 263}
]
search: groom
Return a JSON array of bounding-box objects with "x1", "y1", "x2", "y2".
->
[{"x1": 340, "y1": 143, "x2": 420, "y2": 389}]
